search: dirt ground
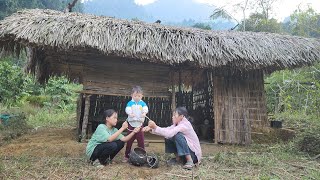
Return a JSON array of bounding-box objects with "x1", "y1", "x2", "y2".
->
[
  {"x1": 1, "y1": 128, "x2": 319, "y2": 180},
  {"x1": 0, "y1": 128, "x2": 235, "y2": 158},
  {"x1": 0, "y1": 128, "x2": 242, "y2": 180}
]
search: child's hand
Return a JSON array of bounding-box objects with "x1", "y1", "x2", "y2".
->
[
  {"x1": 129, "y1": 113, "x2": 135, "y2": 118},
  {"x1": 122, "y1": 121, "x2": 128, "y2": 129},
  {"x1": 133, "y1": 127, "x2": 141, "y2": 133},
  {"x1": 142, "y1": 126, "x2": 151, "y2": 132},
  {"x1": 148, "y1": 120, "x2": 157, "y2": 129}
]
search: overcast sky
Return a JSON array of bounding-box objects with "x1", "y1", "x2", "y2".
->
[{"x1": 134, "y1": 0, "x2": 320, "y2": 21}]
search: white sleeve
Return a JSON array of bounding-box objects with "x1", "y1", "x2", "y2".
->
[
  {"x1": 125, "y1": 107, "x2": 132, "y2": 115},
  {"x1": 142, "y1": 106, "x2": 148, "y2": 113}
]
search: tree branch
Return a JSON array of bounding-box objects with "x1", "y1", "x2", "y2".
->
[{"x1": 65, "y1": 0, "x2": 79, "y2": 13}]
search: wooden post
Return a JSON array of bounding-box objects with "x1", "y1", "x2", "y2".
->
[
  {"x1": 81, "y1": 94, "x2": 91, "y2": 142},
  {"x1": 76, "y1": 93, "x2": 83, "y2": 142},
  {"x1": 171, "y1": 85, "x2": 176, "y2": 111},
  {"x1": 178, "y1": 69, "x2": 182, "y2": 106},
  {"x1": 213, "y1": 76, "x2": 219, "y2": 144},
  {"x1": 171, "y1": 71, "x2": 176, "y2": 112},
  {"x1": 243, "y1": 109, "x2": 251, "y2": 145}
]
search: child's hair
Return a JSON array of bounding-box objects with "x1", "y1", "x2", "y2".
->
[
  {"x1": 103, "y1": 109, "x2": 117, "y2": 121},
  {"x1": 175, "y1": 107, "x2": 193, "y2": 122},
  {"x1": 132, "y1": 86, "x2": 143, "y2": 94}
]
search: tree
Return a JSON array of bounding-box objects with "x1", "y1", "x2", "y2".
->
[
  {"x1": 210, "y1": 7, "x2": 234, "y2": 21},
  {"x1": 65, "y1": 0, "x2": 79, "y2": 13},
  {"x1": 256, "y1": 0, "x2": 277, "y2": 20},
  {"x1": 234, "y1": 0, "x2": 249, "y2": 31},
  {"x1": 239, "y1": 13, "x2": 282, "y2": 33},
  {"x1": 192, "y1": 23, "x2": 211, "y2": 30},
  {"x1": 210, "y1": 0, "x2": 280, "y2": 32},
  {"x1": 210, "y1": 6, "x2": 241, "y2": 31},
  {"x1": 286, "y1": 6, "x2": 320, "y2": 38}
]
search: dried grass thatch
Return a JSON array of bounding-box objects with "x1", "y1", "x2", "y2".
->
[{"x1": 0, "y1": 9, "x2": 320, "y2": 71}]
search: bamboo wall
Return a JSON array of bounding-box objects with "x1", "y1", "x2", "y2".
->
[{"x1": 213, "y1": 70, "x2": 267, "y2": 145}]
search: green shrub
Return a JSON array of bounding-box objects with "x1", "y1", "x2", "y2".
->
[
  {"x1": 265, "y1": 63, "x2": 320, "y2": 116},
  {"x1": 0, "y1": 61, "x2": 25, "y2": 104},
  {"x1": 43, "y1": 76, "x2": 82, "y2": 111},
  {"x1": 22, "y1": 75, "x2": 43, "y2": 96},
  {"x1": 274, "y1": 112, "x2": 318, "y2": 130},
  {"x1": 25, "y1": 95, "x2": 50, "y2": 107},
  {"x1": 296, "y1": 127, "x2": 320, "y2": 155}
]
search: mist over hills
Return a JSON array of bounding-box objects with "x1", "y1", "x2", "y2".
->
[{"x1": 83, "y1": 0, "x2": 236, "y2": 30}]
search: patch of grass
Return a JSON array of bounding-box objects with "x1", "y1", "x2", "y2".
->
[
  {"x1": 307, "y1": 169, "x2": 320, "y2": 180},
  {"x1": 1, "y1": 102, "x2": 76, "y2": 129},
  {"x1": 16, "y1": 155, "x2": 32, "y2": 170},
  {"x1": 0, "y1": 158, "x2": 4, "y2": 174},
  {"x1": 27, "y1": 108, "x2": 76, "y2": 128},
  {"x1": 194, "y1": 143, "x2": 320, "y2": 179},
  {"x1": 18, "y1": 103, "x2": 40, "y2": 116}
]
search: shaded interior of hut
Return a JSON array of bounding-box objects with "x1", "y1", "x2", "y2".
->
[{"x1": 75, "y1": 63, "x2": 214, "y2": 142}]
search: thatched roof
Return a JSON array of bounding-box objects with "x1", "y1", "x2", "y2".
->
[{"x1": 0, "y1": 9, "x2": 320, "y2": 71}]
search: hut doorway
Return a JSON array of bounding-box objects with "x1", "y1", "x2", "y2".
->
[{"x1": 174, "y1": 69, "x2": 215, "y2": 141}]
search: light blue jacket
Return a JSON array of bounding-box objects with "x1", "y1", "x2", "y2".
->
[{"x1": 125, "y1": 99, "x2": 149, "y2": 127}]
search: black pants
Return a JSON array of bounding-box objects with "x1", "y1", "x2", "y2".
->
[{"x1": 90, "y1": 139, "x2": 125, "y2": 165}]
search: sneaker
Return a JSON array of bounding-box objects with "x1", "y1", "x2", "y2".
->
[
  {"x1": 122, "y1": 157, "x2": 129, "y2": 163},
  {"x1": 92, "y1": 160, "x2": 104, "y2": 168},
  {"x1": 183, "y1": 161, "x2": 194, "y2": 170},
  {"x1": 166, "y1": 158, "x2": 179, "y2": 166},
  {"x1": 105, "y1": 158, "x2": 113, "y2": 165}
]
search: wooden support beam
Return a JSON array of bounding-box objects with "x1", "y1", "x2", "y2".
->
[
  {"x1": 170, "y1": 70, "x2": 176, "y2": 111},
  {"x1": 178, "y1": 69, "x2": 182, "y2": 106},
  {"x1": 81, "y1": 94, "x2": 91, "y2": 142},
  {"x1": 76, "y1": 93, "x2": 83, "y2": 142},
  {"x1": 213, "y1": 76, "x2": 219, "y2": 144},
  {"x1": 171, "y1": 83, "x2": 176, "y2": 112}
]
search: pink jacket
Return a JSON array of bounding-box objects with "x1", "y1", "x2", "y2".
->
[{"x1": 151, "y1": 118, "x2": 202, "y2": 162}]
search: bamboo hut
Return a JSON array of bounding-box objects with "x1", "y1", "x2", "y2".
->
[{"x1": 1, "y1": 9, "x2": 320, "y2": 144}]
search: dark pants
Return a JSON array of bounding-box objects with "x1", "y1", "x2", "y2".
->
[
  {"x1": 125, "y1": 123, "x2": 144, "y2": 158},
  {"x1": 90, "y1": 139, "x2": 125, "y2": 165},
  {"x1": 165, "y1": 132, "x2": 198, "y2": 163}
]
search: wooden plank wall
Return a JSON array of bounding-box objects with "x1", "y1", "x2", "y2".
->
[
  {"x1": 213, "y1": 70, "x2": 267, "y2": 145},
  {"x1": 44, "y1": 50, "x2": 171, "y2": 97}
]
